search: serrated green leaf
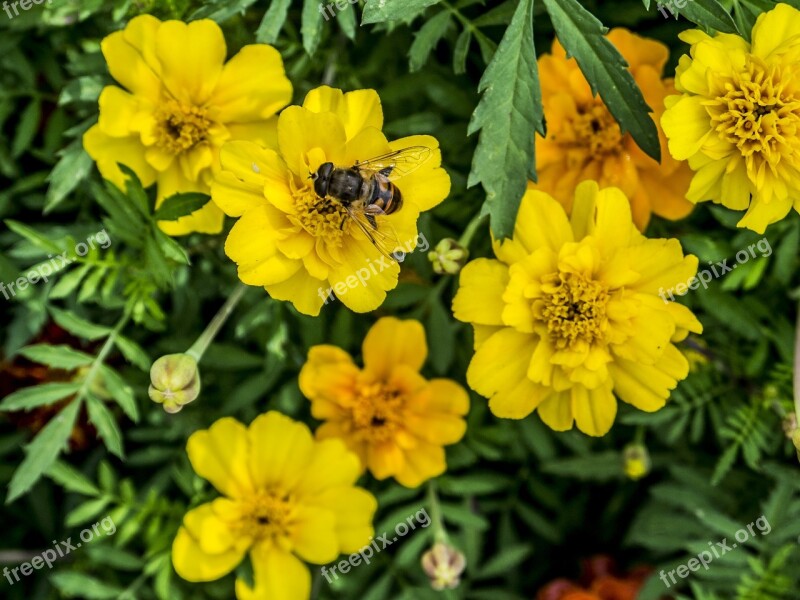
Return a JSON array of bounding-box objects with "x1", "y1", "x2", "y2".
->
[
  {"x1": 18, "y1": 344, "x2": 94, "y2": 369},
  {"x1": 100, "y1": 365, "x2": 138, "y2": 422},
  {"x1": 4, "y1": 219, "x2": 62, "y2": 253},
  {"x1": 467, "y1": 0, "x2": 542, "y2": 239},
  {"x1": 49, "y1": 307, "x2": 110, "y2": 340},
  {"x1": 86, "y1": 396, "x2": 124, "y2": 458},
  {"x1": 45, "y1": 139, "x2": 93, "y2": 214},
  {"x1": 7, "y1": 399, "x2": 82, "y2": 503},
  {"x1": 541, "y1": 0, "x2": 661, "y2": 161},
  {"x1": 680, "y1": 0, "x2": 739, "y2": 34},
  {"x1": 115, "y1": 334, "x2": 151, "y2": 371},
  {"x1": 49, "y1": 572, "x2": 124, "y2": 599},
  {"x1": 453, "y1": 27, "x2": 472, "y2": 74},
  {"x1": 46, "y1": 460, "x2": 101, "y2": 497},
  {"x1": 12, "y1": 99, "x2": 40, "y2": 158},
  {"x1": 49, "y1": 263, "x2": 91, "y2": 299},
  {"x1": 66, "y1": 496, "x2": 112, "y2": 527},
  {"x1": 339, "y1": 3, "x2": 358, "y2": 38},
  {"x1": 153, "y1": 192, "x2": 210, "y2": 221},
  {"x1": 256, "y1": 0, "x2": 292, "y2": 44},
  {"x1": 362, "y1": 0, "x2": 441, "y2": 23},
  {"x1": 302, "y1": 0, "x2": 325, "y2": 55},
  {"x1": 409, "y1": 10, "x2": 452, "y2": 72},
  {"x1": 0, "y1": 382, "x2": 82, "y2": 411},
  {"x1": 475, "y1": 544, "x2": 532, "y2": 580}
]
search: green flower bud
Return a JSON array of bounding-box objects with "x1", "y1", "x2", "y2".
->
[
  {"x1": 421, "y1": 542, "x2": 466, "y2": 591},
  {"x1": 622, "y1": 442, "x2": 651, "y2": 480},
  {"x1": 428, "y1": 238, "x2": 469, "y2": 275},
  {"x1": 148, "y1": 353, "x2": 200, "y2": 413}
]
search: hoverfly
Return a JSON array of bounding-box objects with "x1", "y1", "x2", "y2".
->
[{"x1": 310, "y1": 146, "x2": 432, "y2": 259}]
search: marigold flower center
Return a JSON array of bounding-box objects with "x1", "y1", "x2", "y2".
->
[
  {"x1": 537, "y1": 271, "x2": 609, "y2": 350},
  {"x1": 566, "y1": 103, "x2": 624, "y2": 157},
  {"x1": 154, "y1": 98, "x2": 213, "y2": 154},
  {"x1": 707, "y1": 56, "x2": 800, "y2": 165},
  {"x1": 291, "y1": 179, "x2": 349, "y2": 243},
  {"x1": 347, "y1": 381, "x2": 404, "y2": 443},
  {"x1": 237, "y1": 490, "x2": 294, "y2": 541}
]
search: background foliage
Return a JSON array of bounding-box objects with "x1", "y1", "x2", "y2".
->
[{"x1": 1, "y1": 0, "x2": 799, "y2": 598}]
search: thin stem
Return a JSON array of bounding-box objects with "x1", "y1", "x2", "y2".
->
[
  {"x1": 458, "y1": 212, "x2": 488, "y2": 251},
  {"x1": 426, "y1": 480, "x2": 448, "y2": 544},
  {"x1": 794, "y1": 297, "x2": 800, "y2": 423},
  {"x1": 186, "y1": 284, "x2": 248, "y2": 362},
  {"x1": 77, "y1": 312, "x2": 130, "y2": 400}
]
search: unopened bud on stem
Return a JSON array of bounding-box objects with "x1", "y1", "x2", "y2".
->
[
  {"x1": 421, "y1": 542, "x2": 466, "y2": 591},
  {"x1": 428, "y1": 238, "x2": 469, "y2": 275},
  {"x1": 148, "y1": 353, "x2": 200, "y2": 414}
]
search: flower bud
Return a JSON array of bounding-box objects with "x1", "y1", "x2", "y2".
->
[
  {"x1": 622, "y1": 443, "x2": 650, "y2": 480},
  {"x1": 428, "y1": 238, "x2": 468, "y2": 275},
  {"x1": 148, "y1": 353, "x2": 200, "y2": 413},
  {"x1": 421, "y1": 542, "x2": 466, "y2": 591}
]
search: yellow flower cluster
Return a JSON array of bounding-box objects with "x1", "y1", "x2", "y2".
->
[{"x1": 78, "y1": 5, "x2": 800, "y2": 596}]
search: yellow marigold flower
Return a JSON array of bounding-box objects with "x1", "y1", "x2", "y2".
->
[
  {"x1": 83, "y1": 15, "x2": 292, "y2": 236},
  {"x1": 452, "y1": 181, "x2": 703, "y2": 437},
  {"x1": 210, "y1": 86, "x2": 451, "y2": 316},
  {"x1": 171, "y1": 412, "x2": 376, "y2": 600},
  {"x1": 662, "y1": 3, "x2": 800, "y2": 233},
  {"x1": 535, "y1": 29, "x2": 693, "y2": 231},
  {"x1": 299, "y1": 317, "x2": 469, "y2": 487}
]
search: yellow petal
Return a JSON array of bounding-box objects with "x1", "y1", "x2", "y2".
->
[
  {"x1": 362, "y1": 317, "x2": 427, "y2": 378},
  {"x1": 387, "y1": 135, "x2": 450, "y2": 212},
  {"x1": 101, "y1": 17, "x2": 162, "y2": 101},
  {"x1": 83, "y1": 125, "x2": 156, "y2": 190},
  {"x1": 155, "y1": 19, "x2": 226, "y2": 105},
  {"x1": 309, "y1": 486, "x2": 376, "y2": 553},
  {"x1": 248, "y1": 411, "x2": 315, "y2": 491},
  {"x1": 661, "y1": 96, "x2": 712, "y2": 161},
  {"x1": 751, "y1": 3, "x2": 800, "y2": 59},
  {"x1": 394, "y1": 441, "x2": 446, "y2": 488},
  {"x1": 571, "y1": 383, "x2": 616, "y2": 436},
  {"x1": 452, "y1": 258, "x2": 509, "y2": 326},
  {"x1": 264, "y1": 268, "x2": 327, "y2": 316},
  {"x1": 186, "y1": 417, "x2": 255, "y2": 498},
  {"x1": 290, "y1": 505, "x2": 339, "y2": 564},
  {"x1": 278, "y1": 106, "x2": 346, "y2": 177},
  {"x1": 209, "y1": 45, "x2": 292, "y2": 123},
  {"x1": 156, "y1": 168, "x2": 224, "y2": 236},
  {"x1": 172, "y1": 503, "x2": 246, "y2": 582},
  {"x1": 236, "y1": 543, "x2": 310, "y2": 600},
  {"x1": 536, "y1": 391, "x2": 574, "y2": 431},
  {"x1": 737, "y1": 194, "x2": 793, "y2": 234},
  {"x1": 293, "y1": 438, "x2": 362, "y2": 497},
  {"x1": 303, "y1": 86, "x2": 384, "y2": 139}
]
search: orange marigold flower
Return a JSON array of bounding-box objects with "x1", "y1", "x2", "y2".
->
[
  {"x1": 299, "y1": 317, "x2": 469, "y2": 488},
  {"x1": 534, "y1": 28, "x2": 694, "y2": 230}
]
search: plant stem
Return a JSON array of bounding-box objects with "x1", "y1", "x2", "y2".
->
[
  {"x1": 458, "y1": 212, "x2": 488, "y2": 251},
  {"x1": 186, "y1": 283, "x2": 248, "y2": 363},
  {"x1": 426, "y1": 480, "x2": 448, "y2": 544},
  {"x1": 77, "y1": 312, "x2": 130, "y2": 401}
]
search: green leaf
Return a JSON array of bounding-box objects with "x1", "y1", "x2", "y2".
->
[
  {"x1": 12, "y1": 99, "x2": 41, "y2": 158},
  {"x1": 45, "y1": 139, "x2": 93, "y2": 214},
  {"x1": 100, "y1": 365, "x2": 139, "y2": 422},
  {"x1": 46, "y1": 460, "x2": 101, "y2": 496},
  {"x1": 49, "y1": 307, "x2": 110, "y2": 340},
  {"x1": 680, "y1": 0, "x2": 739, "y2": 34},
  {"x1": 50, "y1": 263, "x2": 92, "y2": 299},
  {"x1": 339, "y1": 3, "x2": 358, "y2": 39},
  {"x1": 7, "y1": 399, "x2": 82, "y2": 503},
  {"x1": 66, "y1": 496, "x2": 111, "y2": 527},
  {"x1": 19, "y1": 344, "x2": 95, "y2": 369},
  {"x1": 302, "y1": 0, "x2": 325, "y2": 55},
  {"x1": 4, "y1": 219, "x2": 62, "y2": 254},
  {"x1": 115, "y1": 335, "x2": 151, "y2": 371},
  {"x1": 408, "y1": 10, "x2": 452, "y2": 72},
  {"x1": 475, "y1": 544, "x2": 532, "y2": 580},
  {"x1": 467, "y1": 0, "x2": 542, "y2": 239},
  {"x1": 256, "y1": 0, "x2": 292, "y2": 44},
  {"x1": 362, "y1": 0, "x2": 442, "y2": 23},
  {"x1": 453, "y1": 27, "x2": 472, "y2": 74},
  {"x1": 542, "y1": 450, "x2": 625, "y2": 480},
  {"x1": 153, "y1": 192, "x2": 210, "y2": 221},
  {"x1": 0, "y1": 382, "x2": 81, "y2": 411},
  {"x1": 118, "y1": 164, "x2": 151, "y2": 217},
  {"x1": 541, "y1": 0, "x2": 661, "y2": 161},
  {"x1": 86, "y1": 396, "x2": 124, "y2": 458},
  {"x1": 50, "y1": 572, "x2": 124, "y2": 599}
]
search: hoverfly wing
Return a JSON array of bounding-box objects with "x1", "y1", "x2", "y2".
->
[
  {"x1": 354, "y1": 146, "x2": 433, "y2": 181},
  {"x1": 342, "y1": 202, "x2": 404, "y2": 262}
]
